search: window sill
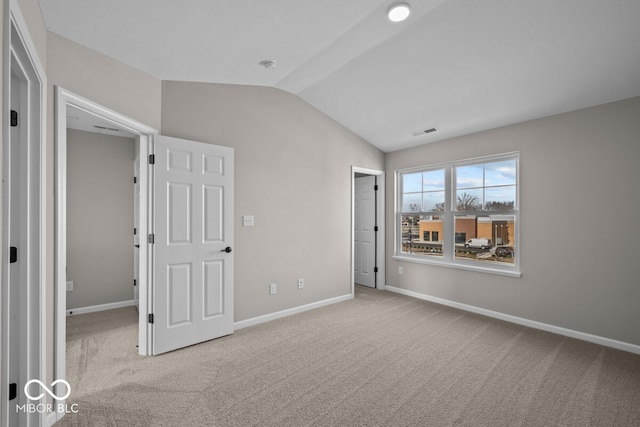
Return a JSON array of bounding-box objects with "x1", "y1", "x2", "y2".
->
[{"x1": 392, "y1": 255, "x2": 522, "y2": 278}]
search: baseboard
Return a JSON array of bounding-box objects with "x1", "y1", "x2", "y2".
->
[
  {"x1": 66, "y1": 299, "x2": 137, "y2": 316},
  {"x1": 235, "y1": 294, "x2": 353, "y2": 330},
  {"x1": 46, "y1": 412, "x2": 60, "y2": 427},
  {"x1": 385, "y1": 286, "x2": 640, "y2": 355}
]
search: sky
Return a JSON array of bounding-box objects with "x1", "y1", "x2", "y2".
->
[{"x1": 402, "y1": 159, "x2": 516, "y2": 212}]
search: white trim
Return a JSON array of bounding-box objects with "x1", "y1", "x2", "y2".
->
[
  {"x1": 66, "y1": 300, "x2": 138, "y2": 316},
  {"x1": 351, "y1": 167, "x2": 386, "y2": 295},
  {"x1": 385, "y1": 286, "x2": 640, "y2": 355},
  {"x1": 2, "y1": 2, "x2": 47, "y2": 425},
  {"x1": 392, "y1": 255, "x2": 522, "y2": 277},
  {"x1": 235, "y1": 294, "x2": 353, "y2": 330},
  {"x1": 396, "y1": 152, "x2": 520, "y2": 277},
  {"x1": 54, "y1": 86, "x2": 159, "y2": 392},
  {"x1": 46, "y1": 412, "x2": 59, "y2": 427}
]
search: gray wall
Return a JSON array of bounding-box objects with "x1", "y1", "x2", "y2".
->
[
  {"x1": 386, "y1": 96, "x2": 640, "y2": 346},
  {"x1": 66, "y1": 129, "x2": 135, "y2": 309},
  {"x1": 161, "y1": 81, "x2": 385, "y2": 321}
]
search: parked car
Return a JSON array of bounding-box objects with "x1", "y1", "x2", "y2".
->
[
  {"x1": 493, "y1": 246, "x2": 514, "y2": 257},
  {"x1": 464, "y1": 238, "x2": 491, "y2": 249}
]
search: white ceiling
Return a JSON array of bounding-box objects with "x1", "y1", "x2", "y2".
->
[{"x1": 40, "y1": 0, "x2": 640, "y2": 152}]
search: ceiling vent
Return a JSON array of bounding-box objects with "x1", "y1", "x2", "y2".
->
[{"x1": 411, "y1": 127, "x2": 437, "y2": 137}]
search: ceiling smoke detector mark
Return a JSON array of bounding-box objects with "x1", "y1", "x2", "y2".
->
[
  {"x1": 259, "y1": 59, "x2": 277, "y2": 69},
  {"x1": 411, "y1": 127, "x2": 437, "y2": 137}
]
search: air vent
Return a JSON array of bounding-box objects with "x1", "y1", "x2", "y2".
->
[
  {"x1": 93, "y1": 125, "x2": 121, "y2": 132},
  {"x1": 411, "y1": 127, "x2": 437, "y2": 137}
]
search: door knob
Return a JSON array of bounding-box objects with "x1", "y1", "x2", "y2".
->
[{"x1": 221, "y1": 246, "x2": 232, "y2": 253}]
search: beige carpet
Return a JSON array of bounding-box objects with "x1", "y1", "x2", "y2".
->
[{"x1": 57, "y1": 287, "x2": 640, "y2": 426}]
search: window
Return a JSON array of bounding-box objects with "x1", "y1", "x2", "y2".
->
[
  {"x1": 396, "y1": 153, "x2": 519, "y2": 276},
  {"x1": 400, "y1": 168, "x2": 445, "y2": 258}
]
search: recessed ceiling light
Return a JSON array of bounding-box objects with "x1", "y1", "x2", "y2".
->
[{"x1": 387, "y1": 3, "x2": 411, "y2": 22}]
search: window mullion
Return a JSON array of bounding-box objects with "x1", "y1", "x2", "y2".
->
[{"x1": 443, "y1": 165, "x2": 453, "y2": 262}]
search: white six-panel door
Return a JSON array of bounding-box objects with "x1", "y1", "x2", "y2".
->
[
  {"x1": 152, "y1": 135, "x2": 234, "y2": 355},
  {"x1": 354, "y1": 176, "x2": 376, "y2": 288}
]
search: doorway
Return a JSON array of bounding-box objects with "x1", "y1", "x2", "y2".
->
[
  {"x1": 53, "y1": 89, "x2": 157, "y2": 424},
  {"x1": 54, "y1": 87, "x2": 236, "y2": 372},
  {"x1": 351, "y1": 167, "x2": 385, "y2": 294}
]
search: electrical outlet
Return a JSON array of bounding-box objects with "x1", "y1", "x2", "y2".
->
[
  {"x1": 269, "y1": 283, "x2": 277, "y2": 295},
  {"x1": 398, "y1": 267, "x2": 404, "y2": 275},
  {"x1": 297, "y1": 278, "x2": 304, "y2": 289}
]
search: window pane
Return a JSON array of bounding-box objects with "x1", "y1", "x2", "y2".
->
[
  {"x1": 402, "y1": 193, "x2": 422, "y2": 213},
  {"x1": 456, "y1": 164, "x2": 483, "y2": 190},
  {"x1": 403, "y1": 172, "x2": 422, "y2": 193},
  {"x1": 401, "y1": 215, "x2": 443, "y2": 257},
  {"x1": 423, "y1": 169, "x2": 445, "y2": 192},
  {"x1": 455, "y1": 189, "x2": 482, "y2": 211},
  {"x1": 454, "y1": 215, "x2": 515, "y2": 265},
  {"x1": 485, "y1": 186, "x2": 516, "y2": 210},
  {"x1": 485, "y1": 159, "x2": 516, "y2": 186},
  {"x1": 423, "y1": 191, "x2": 445, "y2": 211}
]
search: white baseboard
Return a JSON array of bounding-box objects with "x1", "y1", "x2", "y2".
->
[
  {"x1": 385, "y1": 286, "x2": 640, "y2": 355},
  {"x1": 235, "y1": 294, "x2": 353, "y2": 330},
  {"x1": 66, "y1": 299, "x2": 137, "y2": 316}
]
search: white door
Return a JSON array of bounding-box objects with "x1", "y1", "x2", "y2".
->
[
  {"x1": 354, "y1": 176, "x2": 376, "y2": 288},
  {"x1": 151, "y1": 135, "x2": 234, "y2": 355}
]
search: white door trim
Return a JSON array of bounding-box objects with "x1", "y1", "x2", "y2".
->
[
  {"x1": 53, "y1": 88, "x2": 158, "y2": 419},
  {"x1": 2, "y1": 1, "x2": 47, "y2": 425},
  {"x1": 351, "y1": 167, "x2": 385, "y2": 296}
]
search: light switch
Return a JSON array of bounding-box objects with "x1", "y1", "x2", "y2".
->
[{"x1": 243, "y1": 215, "x2": 254, "y2": 227}]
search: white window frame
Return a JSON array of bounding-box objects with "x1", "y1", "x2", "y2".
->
[{"x1": 394, "y1": 152, "x2": 521, "y2": 277}]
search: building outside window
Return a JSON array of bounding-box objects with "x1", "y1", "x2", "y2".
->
[{"x1": 396, "y1": 153, "x2": 519, "y2": 276}]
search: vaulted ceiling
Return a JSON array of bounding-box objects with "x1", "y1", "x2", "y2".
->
[{"x1": 40, "y1": 0, "x2": 640, "y2": 152}]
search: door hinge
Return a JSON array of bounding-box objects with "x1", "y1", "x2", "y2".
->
[
  {"x1": 133, "y1": 279, "x2": 137, "y2": 287},
  {"x1": 374, "y1": 226, "x2": 379, "y2": 232},
  {"x1": 9, "y1": 383, "x2": 17, "y2": 401},
  {"x1": 134, "y1": 227, "x2": 137, "y2": 235},
  {"x1": 10, "y1": 247, "x2": 17, "y2": 264},
  {"x1": 148, "y1": 154, "x2": 155, "y2": 164},
  {"x1": 10, "y1": 110, "x2": 18, "y2": 127},
  {"x1": 148, "y1": 313, "x2": 154, "y2": 324},
  {"x1": 134, "y1": 176, "x2": 137, "y2": 184},
  {"x1": 148, "y1": 234, "x2": 154, "y2": 244},
  {"x1": 374, "y1": 266, "x2": 379, "y2": 273},
  {"x1": 374, "y1": 184, "x2": 379, "y2": 191}
]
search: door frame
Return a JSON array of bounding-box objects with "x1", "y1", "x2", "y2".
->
[
  {"x1": 351, "y1": 167, "x2": 385, "y2": 295},
  {"x1": 2, "y1": 1, "x2": 47, "y2": 425},
  {"x1": 53, "y1": 88, "x2": 158, "y2": 416}
]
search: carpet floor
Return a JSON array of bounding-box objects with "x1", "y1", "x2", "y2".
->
[{"x1": 56, "y1": 286, "x2": 640, "y2": 426}]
